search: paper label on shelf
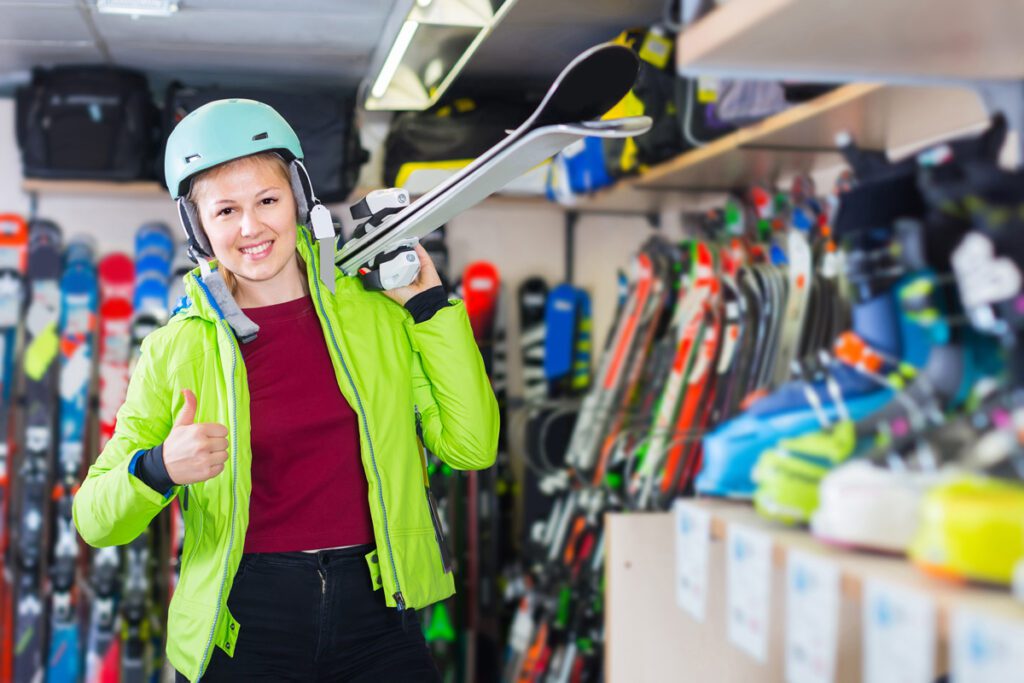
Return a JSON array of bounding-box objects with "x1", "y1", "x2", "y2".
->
[
  {"x1": 952, "y1": 609, "x2": 1024, "y2": 683},
  {"x1": 726, "y1": 523, "x2": 772, "y2": 662},
  {"x1": 785, "y1": 551, "x2": 839, "y2": 683},
  {"x1": 673, "y1": 499, "x2": 711, "y2": 622},
  {"x1": 863, "y1": 580, "x2": 936, "y2": 683}
]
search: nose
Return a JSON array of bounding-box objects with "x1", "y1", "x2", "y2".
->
[{"x1": 238, "y1": 210, "x2": 258, "y2": 238}]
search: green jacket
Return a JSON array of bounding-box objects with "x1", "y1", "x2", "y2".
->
[{"x1": 73, "y1": 226, "x2": 500, "y2": 681}]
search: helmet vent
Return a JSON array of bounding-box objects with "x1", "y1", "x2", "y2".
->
[
  {"x1": 185, "y1": 153, "x2": 202, "y2": 164},
  {"x1": 252, "y1": 132, "x2": 269, "y2": 141}
]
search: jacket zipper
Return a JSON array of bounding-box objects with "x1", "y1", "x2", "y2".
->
[
  {"x1": 416, "y1": 406, "x2": 453, "y2": 573},
  {"x1": 303, "y1": 232, "x2": 406, "y2": 612},
  {"x1": 192, "y1": 274, "x2": 241, "y2": 681}
]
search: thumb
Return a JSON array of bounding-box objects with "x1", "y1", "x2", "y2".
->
[{"x1": 174, "y1": 389, "x2": 198, "y2": 427}]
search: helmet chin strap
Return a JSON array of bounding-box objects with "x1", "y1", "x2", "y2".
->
[
  {"x1": 288, "y1": 159, "x2": 337, "y2": 293},
  {"x1": 196, "y1": 257, "x2": 260, "y2": 343}
]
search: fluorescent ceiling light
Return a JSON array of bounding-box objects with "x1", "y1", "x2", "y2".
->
[
  {"x1": 365, "y1": 0, "x2": 518, "y2": 111},
  {"x1": 371, "y1": 20, "x2": 419, "y2": 99},
  {"x1": 96, "y1": 0, "x2": 179, "y2": 17}
]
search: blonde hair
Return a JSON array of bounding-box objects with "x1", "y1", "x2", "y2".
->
[{"x1": 186, "y1": 152, "x2": 303, "y2": 294}]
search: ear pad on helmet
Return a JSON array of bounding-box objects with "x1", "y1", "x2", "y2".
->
[
  {"x1": 288, "y1": 160, "x2": 313, "y2": 222},
  {"x1": 177, "y1": 198, "x2": 213, "y2": 262}
]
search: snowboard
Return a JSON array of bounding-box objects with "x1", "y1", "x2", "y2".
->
[{"x1": 336, "y1": 43, "x2": 651, "y2": 276}]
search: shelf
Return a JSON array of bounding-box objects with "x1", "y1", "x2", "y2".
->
[
  {"x1": 580, "y1": 83, "x2": 988, "y2": 203},
  {"x1": 697, "y1": 498, "x2": 1024, "y2": 635},
  {"x1": 21, "y1": 178, "x2": 167, "y2": 197},
  {"x1": 606, "y1": 505, "x2": 1024, "y2": 682},
  {"x1": 20, "y1": 83, "x2": 988, "y2": 215},
  {"x1": 675, "y1": 0, "x2": 1024, "y2": 82}
]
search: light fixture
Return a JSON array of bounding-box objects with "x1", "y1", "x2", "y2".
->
[
  {"x1": 95, "y1": 0, "x2": 179, "y2": 18},
  {"x1": 371, "y1": 20, "x2": 419, "y2": 100},
  {"x1": 364, "y1": 0, "x2": 519, "y2": 111}
]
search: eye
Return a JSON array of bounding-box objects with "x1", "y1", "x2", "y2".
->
[
  {"x1": 217, "y1": 207, "x2": 234, "y2": 217},
  {"x1": 261, "y1": 197, "x2": 278, "y2": 205}
]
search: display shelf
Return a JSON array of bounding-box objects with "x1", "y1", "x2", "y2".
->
[
  {"x1": 674, "y1": 0, "x2": 1024, "y2": 82},
  {"x1": 579, "y1": 82, "x2": 987, "y2": 204},
  {"x1": 21, "y1": 178, "x2": 168, "y2": 197},
  {"x1": 606, "y1": 505, "x2": 1024, "y2": 682},
  {"x1": 20, "y1": 84, "x2": 986, "y2": 214},
  {"x1": 697, "y1": 498, "x2": 1024, "y2": 634}
]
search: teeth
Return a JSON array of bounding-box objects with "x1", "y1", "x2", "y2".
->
[{"x1": 241, "y1": 241, "x2": 271, "y2": 255}]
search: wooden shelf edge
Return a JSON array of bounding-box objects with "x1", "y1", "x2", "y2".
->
[
  {"x1": 636, "y1": 83, "x2": 882, "y2": 189},
  {"x1": 22, "y1": 178, "x2": 167, "y2": 197}
]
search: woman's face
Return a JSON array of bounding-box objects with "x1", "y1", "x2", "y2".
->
[{"x1": 193, "y1": 155, "x2": 299, "y2": 293}]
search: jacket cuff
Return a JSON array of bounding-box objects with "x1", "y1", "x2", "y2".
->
[
  {"x1": 404, "y1": 285, "x2": 450, "y2": 324},
  {"x1": 128, "y1": 444, "x2": 175, "y2": 498}
]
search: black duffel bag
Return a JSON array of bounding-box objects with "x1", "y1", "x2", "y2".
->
[
  {"x1": 16, "y1": 65, "x2": 161, "y2": 181},
  {"x1": 163, "y1": 84, "x2": 367, "y2": 203},
  {"x1": 383, "y1": 96, "x2": 535, "y2": 189}
]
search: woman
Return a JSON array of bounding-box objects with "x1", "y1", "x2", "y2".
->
[{"x1": 73, "y1": 99, "x2": 499, "y2": 682}]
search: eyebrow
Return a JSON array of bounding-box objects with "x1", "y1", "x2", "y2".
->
[{"x1": 212, "y1": 187, "x2": 280, "y2": 206}]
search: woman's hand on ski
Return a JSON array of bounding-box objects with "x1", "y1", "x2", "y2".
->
[
  {"x1": 163, "y1": 389, "x2": 230, "y2": 485},
  {"x1": 380, "y1": 243, "x2": 443, "y2": 306}
]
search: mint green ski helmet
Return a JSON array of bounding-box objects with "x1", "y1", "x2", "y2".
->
[
  {"x1": 164, "y1": 98, "x2": 304, "y2": 199},
  {"x1": 164, "y1": 98, "x2": 324, "y2": 262}
]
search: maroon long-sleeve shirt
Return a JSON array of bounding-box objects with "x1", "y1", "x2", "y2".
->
[{"x1": 239, "y1": 295, "x2": 374, "y2": 553}]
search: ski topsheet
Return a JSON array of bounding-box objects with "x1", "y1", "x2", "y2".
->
[
  {"x1": 336, "y1": 43, "x2": 651, "y2": 275},
  {"x1": 0, "y1": 214, "x2": 28, "y2": 682},
  {"x1": 12, "y1": 220, "x2": 62, "y2": 683},
  {"x1": 122, "y1": 223, "x2": 173, "y2": 683},
  {"x1": 86, "y1": 253, "x2": 134, "y2": 683},
  {"x1": 48, "y1": 236, "x2": 98, "y2": 681}
]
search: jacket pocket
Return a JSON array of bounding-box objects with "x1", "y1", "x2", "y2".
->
[{"x1": 425, "y1": 487, "x2": 453, "y2": 574}]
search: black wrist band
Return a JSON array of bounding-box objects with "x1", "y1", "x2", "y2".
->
[{"x1": 404, "y1": 285, "x2": 449, "y2": 324}]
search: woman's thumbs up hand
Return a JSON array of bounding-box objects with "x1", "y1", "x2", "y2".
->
[{"x1": 163, "y1": 389, "x2": 230, "y2": 485}]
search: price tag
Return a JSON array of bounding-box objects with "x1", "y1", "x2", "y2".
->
[
  {"x1": 726, "y1": 523, "x2": 772, "y2": 662},
  {"x1": 785, "y1": 551, "x2": 839, "y2": 683},
  {"x1": 952, "y1": 609, "x2": 1024, "y2": 683},
  {"x1": 673, "y1": 500, "x2": 711, "y2": 621},
  {"x1": 863, "y1": 580, "x2": 936, "y2": 683}
]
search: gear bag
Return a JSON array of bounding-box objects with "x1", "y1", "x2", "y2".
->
[
  {"x1": 163, "y1": 84, "x2": 367, "y2": 203},
  {"x1": 383, "y1": 97, "x2": 545, "y2": 195},
  {"x1": 16, "y1": 65, "x2": 160, "y2": 181},
  {"x1": 603, "y1": 27, "x2": 688, "y2": 177}
]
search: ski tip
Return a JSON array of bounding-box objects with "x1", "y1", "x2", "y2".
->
[{"x1": 536, "y1": 43, "x2": 641, "y2": 127}]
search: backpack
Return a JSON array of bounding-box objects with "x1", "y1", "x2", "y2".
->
[{"x1": 164, "y1": 84, "x2": 367, "y2": 202}]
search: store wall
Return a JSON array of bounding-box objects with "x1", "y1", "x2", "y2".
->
[{"x1": 0, "y1": 97, "x2": 673, "y2": 403}]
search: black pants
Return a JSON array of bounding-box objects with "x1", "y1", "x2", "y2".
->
[{"x1": 176, "y1": 545, "x2": 441, "y2": 682}]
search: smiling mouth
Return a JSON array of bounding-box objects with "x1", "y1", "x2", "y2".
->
[{"x1": 240, "y1": 240, "x2": 272, "y2": 257}]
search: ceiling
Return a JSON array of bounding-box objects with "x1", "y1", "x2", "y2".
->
[{"x1": 0, "y1": 0, "x2": 669, "y2": 99}]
